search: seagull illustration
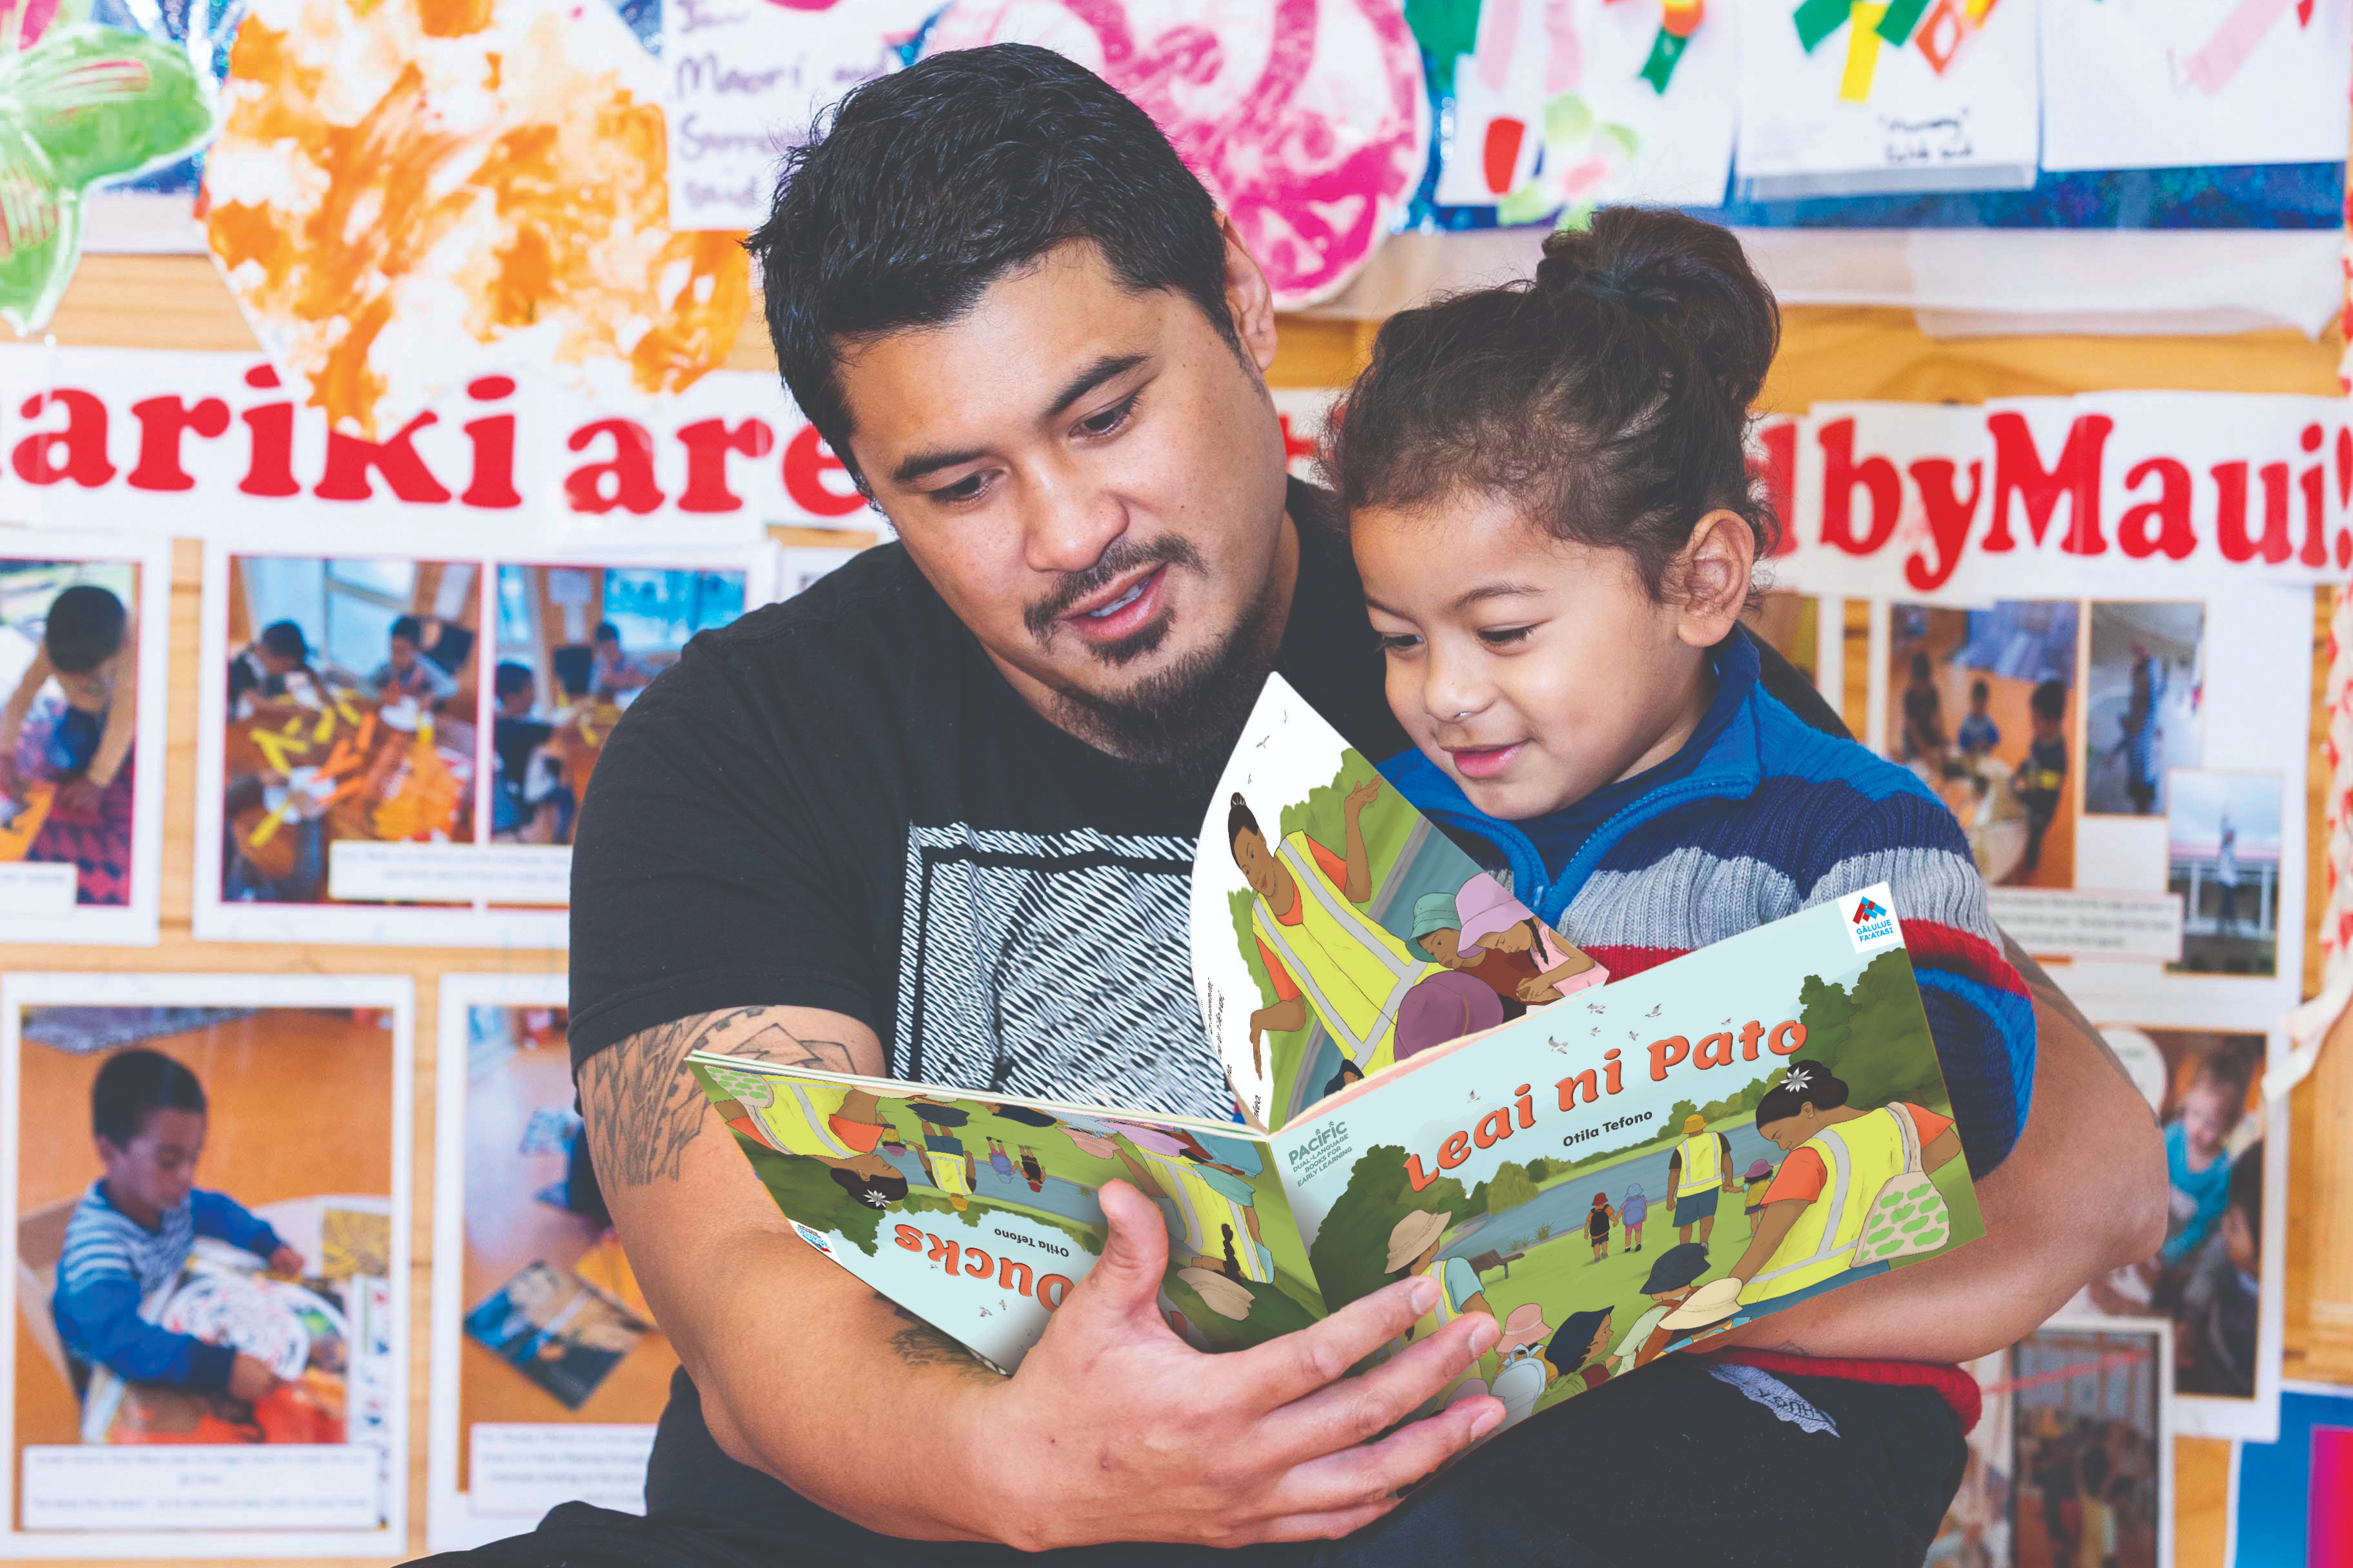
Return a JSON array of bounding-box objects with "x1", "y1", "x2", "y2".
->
[{"x1": 1646, "y1": 1003, "x2": 1662, "y2": 1017}]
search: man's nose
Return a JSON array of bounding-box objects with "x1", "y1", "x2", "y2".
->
[{"x1": 1020, "y1": 473, "x2": 1125, "y2": 578}]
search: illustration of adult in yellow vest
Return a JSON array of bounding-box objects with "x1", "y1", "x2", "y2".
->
[
  {"x1": 1384, "y1": 1208, "x2": 1497, "y2": 1410},
  {"x1": 1663, "y1": 1112, "x2": 1737, "y2": 1245},
  {"x1": 1229, "y1": 781, "x2": 1441, "y2": 1077},
  {"x1": 706, "y1": 1072, "x2": 910, "y2": 1211},
  {"x1": 911, "y1": 1103, "x2": 981, "y2": 1212},
  {"x1": 1668, "y1": 1063, "x2": 1963, "y2": 1332},
  {"x1": 1109, "y1": 1123, "x2": 1274, "y2": 1314}
]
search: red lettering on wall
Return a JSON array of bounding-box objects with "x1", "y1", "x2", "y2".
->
[
  {"x1": 1904, "y1": 458, "x2": 1982, "y2": 592},
  {"x1": 1983, "y1": 412, "x2": 2111, "y2": 556},
  {"x1": 316, "y1": 412, "x2": 453, "y2": 503},
  {"x1": 239, "y1": 363, "x2": 299, "y2": 498},
  {"x1": 126, "y1": 395, "x2": 230, "y2": 491},
  {"x1": 565, "y1": 419, "x2": 664, "y2": 514},
  {"x1": 461, "y1": 376, "x2": 522, "y2": 509},
  {"x1": 2215, "y1": 460, "x2": 2293, "y2": 565},
  {"x1": 2117, "y1": 458, "x2": 2194, "y2": 561},
  {"x1": 781, "y1": 424, "x2": 866, "y2": 517},
  {"x1": 1816, "y1": 418, "x2": 1898, "y2": 556},
  {"x1": 677, "y1": 416, "x2": 775, "y2": 513},
  {"x1": 12, "y1": 390, "x2": 115, "y2": 487}
]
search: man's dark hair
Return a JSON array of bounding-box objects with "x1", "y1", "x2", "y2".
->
[
  {"x1": 43, "y1": 585, "x2": 127, "y2": 675},
  {"x1": 494, "y1": 661, "x2": 534, "y2": 700},
  {"x1": 2031, "y1": 678, "x2": 2069, "y2": 722},
  {"x1": 593, "y1": 621, "x2": 620, "y2": 644},
  {"x1": 92, "y1": 1047, "x2": 206, "y2": 1147},
  {"x1": 746, "y1": 43, "x2": 1235, "y2": 491},
  {"x1": 389, "y1": 615, "x2": 424, "y2": 646},
  {"x1": 259, "y1": 620, "x2": 309, "y2": 662}
]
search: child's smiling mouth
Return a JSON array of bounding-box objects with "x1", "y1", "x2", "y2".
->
[{"x1": 1443, "y1": 741, "x2": 1524, "y2": 780}]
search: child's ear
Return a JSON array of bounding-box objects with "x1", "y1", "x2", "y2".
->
[{"x1": 1671, "y1": 511, "x2": 1756, "y2": 646}]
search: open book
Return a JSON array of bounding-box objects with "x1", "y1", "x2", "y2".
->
[{"x1": 687, "y1": 677, "x2": 1986, "y2": 1427}]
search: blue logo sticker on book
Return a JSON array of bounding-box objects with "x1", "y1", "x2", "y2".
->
[{"x1": 1842, "y1": 888, "x2": 1900, "y2": 952}]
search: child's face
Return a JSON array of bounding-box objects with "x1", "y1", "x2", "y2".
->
[
  {"x1": 1351, "y1": 492, "x2": 1718, "y2": 822},
  {"x1": 2032, "y1": 711, "x2": 2064, "y2": 741},
  {"x1": 2179, "y1": 1079, "x2": 2243, "y2": 1158},
  {"x1": 98, "y1": 1106, "x2": 205, "y2": 1222},
  {"x1": 389, "y1": 635, "x2": 419, "y2": 671},
  {"x1": 1416, "y1": 928, "x2": 1464, "y2": 966}
]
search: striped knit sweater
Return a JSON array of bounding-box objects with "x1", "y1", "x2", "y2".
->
[
  {"x1": 1378, "y1": 635, "x2": 2037, "y2": 1175},
  {"x1": 54, "y1": 1179, "x2": 285, "y2": 1390}
]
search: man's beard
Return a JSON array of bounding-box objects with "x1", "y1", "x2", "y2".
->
[{"x1": 1044, "y1": 565, "x2": 1284, "y2": 780}]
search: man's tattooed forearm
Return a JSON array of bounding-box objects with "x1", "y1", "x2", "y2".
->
[
  {"x1": 881, "y1": 1298, "x2": 991, "y2": 1376},
  {"x1": 578, "y1": 1006, "x2": 855, "y2": 1190}
]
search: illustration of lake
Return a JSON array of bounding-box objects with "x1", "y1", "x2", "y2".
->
[{"x1": 1439, "y1": 1117, "x2": 1785, "y2": 1260}]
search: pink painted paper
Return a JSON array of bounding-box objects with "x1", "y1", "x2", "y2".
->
[{"x1": 920, "y1": 0, "x2": 1429, "y2": 306}]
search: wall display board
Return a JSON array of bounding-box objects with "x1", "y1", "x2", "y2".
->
[
  {"x1": 0, "y1": 530, "x2": 170, "y2": 947},
  {"x1": 193, "y1": 540, "x2": 778, "y2": 948},
  {"x1": 429, "y1": 974, "x2": 675, "y2": 1551},
  {"x1": 0, "y1": 973, "x2": 413, "y2": 1558}
]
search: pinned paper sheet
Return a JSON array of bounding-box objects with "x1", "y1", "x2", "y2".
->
[
  {"x1": 918, "y1": 0, "x2": 1428, "y2": 306},
  {"x1": 203, "y1": 0, "x2": 749, "y2": 438},
  {"x1": 2039, "y1": 0, "x2": 2350, "y2": 172}
]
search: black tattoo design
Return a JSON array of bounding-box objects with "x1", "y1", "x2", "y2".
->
[
  {"x1": 578, "y1": 1006, "x2": 858, "y2": 1190},
  {"x1": 880, "y1": 1297, "x2": 988, "y2": 1375}
]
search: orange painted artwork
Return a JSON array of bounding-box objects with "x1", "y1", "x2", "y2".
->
[{"x1": 201, "y1": 0, "x2": 748, "y2": 439}]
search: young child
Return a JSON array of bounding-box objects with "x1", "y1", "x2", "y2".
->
[
  {"x1": 1900, "y1": 651, "x2": 1948, "y2": 767},
  {"x1": 2159, "y1": 1054, "x2": 2250, "y2": 1270},
  {"x1": 1606, "y1": 1242, "x2": 1711, "y2": 1377},
  {"x1": 2177, "y1": 1141, "x2": 2261, "y2": 1398},
  {"x1": 1956, "y1": 678, "x2": 2000, "y2": 759},
  {"x1": 52, "y1": 1050, "x2": 304, "y2": 1403},
  {"x1": 0, "y1": 584, "x2": 135, "y2": 817},
  {"x1": 1326, "y1": 207, "x2": 2035, "y2": 1228},
  {"x1": 1618, "y1": 1181, "x2": 1647, "y2": 1252},
  {"x1": 1584, "y1": 1190, "x2": 1615, "y2": 1263},
  {"x1": 2014, "y1": 678, "x2": 2070, "y2": 877},
  {"x1": 1740, "y1": 1158, "x2": 1775, "y2": 1239}
]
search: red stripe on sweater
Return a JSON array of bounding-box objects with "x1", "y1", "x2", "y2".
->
[
  {"x1": 1895, "y1": 917, "x2": 2031, "y2": 998},
  {"x1": 1705, "y1": 1349, "x2": 1982, "y2": 1435},
  {"x1": 1579, "y1": 944, "x2": 1690, "y2": 981}
]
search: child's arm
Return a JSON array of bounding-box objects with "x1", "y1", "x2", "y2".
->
[
  {"x1": 190, "y1": 1188, "x2": 293, "y2": 1266},
  {"x1": 83, "y1": 633, "x2": 137, "y2": 791},
  {"x1": 53, "y1": 1271, "x2": 236, "y2": 1390},
  {"x1": 0, "y1": 646, "x2": 50, "y2": 780}
]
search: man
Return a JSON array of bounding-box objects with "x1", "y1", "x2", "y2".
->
[
  {"x1": 1232, "y1": 779, "x2": 1440, "y2": 1076},
  {"x1": 368, "y1": 614, "x2": 456, "y2": 705},
  {"x1": 1665, "y1": 1112, "x2": 1736, "y2": 1246},
  {"x1": 486, "y1": 44, "x2": 2161, "y2": 1568}
]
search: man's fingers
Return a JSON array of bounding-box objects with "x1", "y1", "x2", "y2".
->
[
  {"x1": 1228, "y1": 1275, "x2": 1445, "y2": 1409},
  {"x1": 1266, "y1": 1392, "x2": 1502, "y2": 1520},
  {"x1": 1259, "y1": 1310, "x2": 1498, "y2": 1461},
  {"x1": 1069, "y1": 1179, "x2": 1169, "y2": 1318},
  {"x1": 1247, "y1": 1502, "x2": 1399, "y2": 1545}
]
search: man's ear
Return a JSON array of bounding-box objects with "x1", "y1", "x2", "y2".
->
[
  {"x1": 1217, "y1": 212, "x2": 1279, "y2": 376},
  {"x1": 1671, "y1": 509, "x2": 1758, "y2": 649}
]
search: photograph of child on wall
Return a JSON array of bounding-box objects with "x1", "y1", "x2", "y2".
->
[
  {"x1": 1884, "y1": 601, "x2": 2079, "y2": 890},
  {"x1": 5, "y1": 979, "x2": 406, "y2": 1549},
  {"x1": 216, "y1": 553, "x2": 479, "y2": 906},
  {"x1": 2010, "y1": 1323, "x2": 2170, "y2": 1568},
  {"x1": 2165, "y1": 771, "x2": 2281, "y2": 978},
  {"x1": 1930, "y1": 1349, "x2": 2013, "y2": 1568},
  {"x1": 2083, "y1": 602, "x2": 2203, "y2": 819},
  {"x1": 488, "y1": 564, "x2": 746, "y2": 847},
  {"x1": 2068, "y1": 1027, "x2": 2271, "y2": 1414},
  {"x1": 0, "y1": 559, "x2": 140, "y2": 910}
]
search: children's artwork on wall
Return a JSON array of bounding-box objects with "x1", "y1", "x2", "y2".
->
[
  {"x1": 1431, "y1": 0, "x2": 1738, "y2": 221},
  {"x1": 2060, "y1": 1026, "x2": 2284, "y2": 1442},
  {"x1": 1733, "y1": 0, "x2": 2040, "y2": 200},
  {"x1": 204, "y1": 0, "x2": 749, "y2": 440},
  {"x1": 2039, "y1": 0, "x2": 2352, "y2": 174},
  {"x1": 2227, "y1": 1381, "x2": 2353, "y2": 1568},
  {"x1": 429, "y1": 977, "x2": 673, "y2": 1550},
  {"x1": 1930, "y1": 1349, "x2": 2015, "y2": 1565},
  {"x1": 2009, "y1": 1319, "x2": 2173, "y2": 1568},
  {"x1": 0, "y1": 23, "x2": 222, "y2": 332},
  {"x1": 918, "y1": 0, "x2": 1429, "y2": 307},
  {"x1": 0, "y1": 531, "x2": 169, "y2": 947},
  {"x1": 662, "y1": 0, "x2": 934, "y2": 230},
  {"x1": 0, "y1": 972, "x2": 413, "y2": 1557}
]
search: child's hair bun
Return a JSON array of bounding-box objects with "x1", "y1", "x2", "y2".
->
[{"x1": 1532, "y1": 208, "x2": 1778, "y2": 416}]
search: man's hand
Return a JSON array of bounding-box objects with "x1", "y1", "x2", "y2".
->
[
  {"x1": 968, "y1": 1180, "x2": 1503, "y2": 1551},
  {"x1": 227, "y1": 1353, "x2": 282, "y2": 1403}
]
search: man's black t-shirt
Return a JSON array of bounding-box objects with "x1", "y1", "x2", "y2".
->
[{"x1": 569, "y1": 480, "x2": 1409, "y2": 1119}]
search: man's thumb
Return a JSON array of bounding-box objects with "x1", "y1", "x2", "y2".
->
[{"x1": 1084, "y1": 1179, "x2": 1169, "y2": 1310}]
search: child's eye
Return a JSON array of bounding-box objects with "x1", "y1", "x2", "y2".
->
[
  {"x1": 1478, "y1": 625, "x2": 1535, "y2": 647},
  {"x1": 1375, "y1": 633, "x2": 1422, "y2": 654}
]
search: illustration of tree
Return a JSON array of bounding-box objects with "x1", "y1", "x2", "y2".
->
[
  {"x1": 1485, "y1": 1162, "x2": 1540, "y2": 1216},
  {"x1": 733, "y1": 1135, "x2": 887, "y2": 1256},
  {"x1": 1306, "y1": 1144, "x2": 1471, "y2": 1311},
  {"x1": 1793, "y1": 952, "x2": 1947, "y2": 1112},
  {"x1": 1796, "y1": 971, "x2": 1858, "y2": 1066},
  {"x1": 1668, "y1": 1098, "x2": 1699, "y2": 1130},
  {"x1": 1523, "y1": 1157, "x2": 1549, "y2": 1183}
]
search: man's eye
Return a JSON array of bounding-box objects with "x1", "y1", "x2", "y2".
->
[
  {"x1": 931, "y1": 474, "x2": 989, "y2": 505},
  {"x1": 1079, "y1": 396, "x2": 1137, "y2": 438}
]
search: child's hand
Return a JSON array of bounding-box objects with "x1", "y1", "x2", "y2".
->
[
  {"x1": 269, "y1": 1245, "x2": 305, "y2": 1276},
  {"x1": 227, "y1": 1353, "x2": 282, "y2": 1403}
]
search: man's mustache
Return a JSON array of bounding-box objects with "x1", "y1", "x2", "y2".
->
[{"x1": 1023, "y1": 536, "x2": 1206, "y2": 641}]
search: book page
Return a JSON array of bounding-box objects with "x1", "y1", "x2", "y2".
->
[
  {"x1": 681, "y1": 1059, "x2": 1322, "y2": 1369},
  {"x1": 1268, "y1": 888, "x2": 1986, "y2": 1440},
  {"x1": 1191, "y1": 675, "x2": 1601, "y2": 1132}
]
